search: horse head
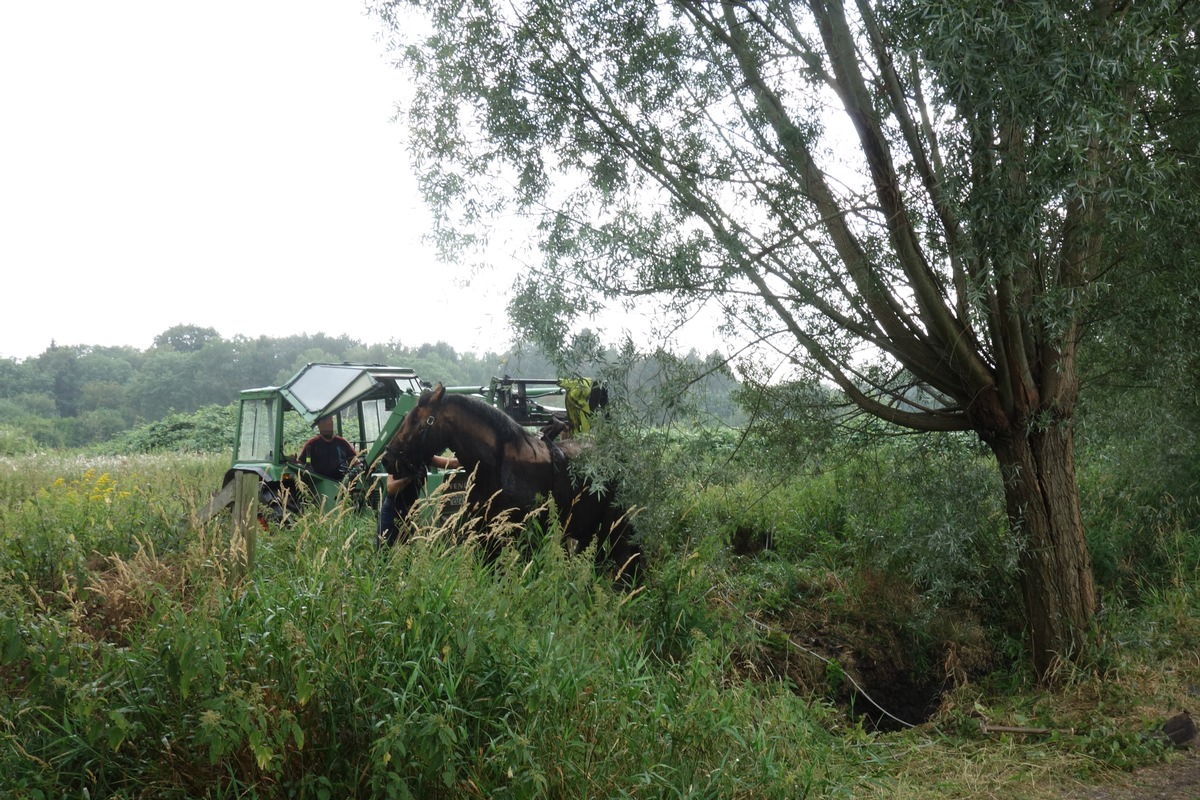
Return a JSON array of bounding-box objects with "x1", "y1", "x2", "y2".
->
[{"x1": 384, "y1": 383, "x2": 448, "y2": 479}]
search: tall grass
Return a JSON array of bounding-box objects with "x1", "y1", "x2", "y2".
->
[
  {"x1": 0, "y1": 453, "x2": 848, "y2": 798},
  {"x1": 3, "y1": 451, "x2": 1198, "y2": 799}
]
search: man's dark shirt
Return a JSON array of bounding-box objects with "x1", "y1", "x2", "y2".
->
[{"x1": 298, "y1": 435, "x2": 356, "y2": 480}]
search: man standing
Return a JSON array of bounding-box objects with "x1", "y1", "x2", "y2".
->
[{"x1": 297, "y1": 416, "x2": 357, "y2": 481}]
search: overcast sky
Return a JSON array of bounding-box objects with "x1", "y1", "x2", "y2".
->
[{"x1": 0, "y1": 2, "x2": 527, "y2": 361}]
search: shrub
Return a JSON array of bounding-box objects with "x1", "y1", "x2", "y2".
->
[
  {"x1": 105, "y1": 404, "x2": 237, "y2": 454},
  {"x1": 0, "y1": 424, "x2": 36, "y2": 456},
  {"x1": 838, "y1": 434, "x2": 1015, "y2": 617}
]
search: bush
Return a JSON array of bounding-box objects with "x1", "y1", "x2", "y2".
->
[
  {"x1": 75, "y1": 408, "x2": 130, "y2": 446},
  {"x1": 838, "y1": 434, "x2": 1016, "y2": 617},
  {"x1": 0, "y1": 424, "x2": 36, "y2": 455},
  {"x1": 104, "y1": 404, "x2": 237, "y2": 454},
  {"x1": 1077, "y1": 393, "x2": 1200, "y2": 600}
]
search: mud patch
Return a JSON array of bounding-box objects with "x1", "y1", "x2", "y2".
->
[
  {"x1": 839, "y1": 654, "x2": 944, "y2": 731},
  {"x1": 741, "y1": 622, "x2": 948, "y2": 730},
  {"x1": 728, "y1": 566, "x2": 997, "y2": 731},
  {"x1": 1067, "y1": 747, "x2": 1200, "y2": 800},
  {"x1": 743, "y1": 599, "x2": 999, "y2": 731}
]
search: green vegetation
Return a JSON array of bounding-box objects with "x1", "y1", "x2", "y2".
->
[
  {"x1": 5, "y1": 0, "x2": 1197, "y2": 790},
  {"x1": 383, "y1": 0, "x2": 1200, "y2": 680},
  {"x1": 0, "y1": 328, "x2": 520, "y2": 452},
  {"x1": 3, "y1": 407, "x2": 1197, "y2": 798},
  {"x1": 0, "y1": 454, "x2": 844, "y2": 798},
  {"x1": 0, "y1": 326, "x2": 737, "y2": 453}
]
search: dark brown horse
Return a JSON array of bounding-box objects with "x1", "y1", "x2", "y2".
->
[{"x1": 383, "y1": 384, "x2": 641, "y2": 578}]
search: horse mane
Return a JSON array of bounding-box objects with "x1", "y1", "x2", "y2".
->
[{"x1": 440, "y1": 391, "x2": 536, "y2": 448}]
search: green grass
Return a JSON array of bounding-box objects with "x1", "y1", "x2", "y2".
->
[
  {"x1": 1, "y1": 451, "x2": 1198, "y2": 799},
  {"x1": 0, "y1": 454, "x2": 847, "y2": 798}
]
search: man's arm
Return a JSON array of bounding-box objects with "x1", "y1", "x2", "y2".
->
[{"x1": 386, "y1": 474, "x2": 413, "y2": 496}]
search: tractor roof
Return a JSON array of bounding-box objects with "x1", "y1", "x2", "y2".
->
[{"x1": 249, "y1": 363, "x2": 427, "y2": 424}]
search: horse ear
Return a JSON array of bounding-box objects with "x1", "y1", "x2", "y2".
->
[{"x1": 418, "y1": 383, "x2": 446, "y2": 408}]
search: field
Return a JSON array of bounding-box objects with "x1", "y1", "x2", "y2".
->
[{"x1": 2, "y1": 449, "x2": 1198, "y2": 799}]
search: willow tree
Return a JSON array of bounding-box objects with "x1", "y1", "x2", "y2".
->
[{"x1": 374, "y1": 0, "x2": 1191, "y2": 678}]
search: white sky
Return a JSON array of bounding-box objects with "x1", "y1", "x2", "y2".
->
[{"x1": 0, "y1": 2, "x2": 526, "y2": 361}]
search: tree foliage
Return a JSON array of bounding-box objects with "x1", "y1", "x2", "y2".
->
[
  {"x1": 0, "y1": 329, "x2": 514, "y2": 448},
  {"x1": 0, "y1": 326, "x2": 739, "y2": 452},
  {"x1": 152, "y1": 323, "x2": 221, "y2": 353},
  {"x1": 375, "y1": 0, "x2": 1197, "y2": 678},
  {"x1": 378, "y1": 0, "x2": 1187, "y2": 427}
]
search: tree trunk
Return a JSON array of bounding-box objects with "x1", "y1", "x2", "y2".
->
[{"x1": 988, "y1": 423, "x2": 1097, "y2": 680}]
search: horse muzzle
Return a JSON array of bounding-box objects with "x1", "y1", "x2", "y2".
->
[{"x1": 383, "y1": 448, "x2": 420, "y2": 480}]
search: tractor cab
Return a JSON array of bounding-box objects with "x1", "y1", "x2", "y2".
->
[{"x1": 226, "y1": 363, "x2": 448, "y2": 521}]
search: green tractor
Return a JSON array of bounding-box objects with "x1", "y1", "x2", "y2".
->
[{"x1": 207, "y1": 363, "x2": 596, "y2": 527}]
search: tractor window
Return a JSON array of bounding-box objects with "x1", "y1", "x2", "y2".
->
[
  {"x1": 338, "y1": 405, "x2": 361, "y2": 450},
  {"x1": 237, "y1": 398, "x2": 276, "y2": 462},
  {"x1": 359, "y1": 398, "x2": 390, "y2": 451}
]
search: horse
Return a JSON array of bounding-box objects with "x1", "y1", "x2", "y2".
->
[{"x1": 382, "y1": 383, "x2": 641, "y2": 580}]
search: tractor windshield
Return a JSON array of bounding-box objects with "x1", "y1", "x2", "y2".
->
[{"x1": 237, "y1": 397, "x2": 277, "y2": 462}]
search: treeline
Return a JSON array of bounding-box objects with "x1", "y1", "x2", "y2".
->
[
  {"x1": 0, "y1": 324, "x2": 527, "y2": 451},
  {"x1": 0, "y1": 323, "x2": 740, "y2": 453}
]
